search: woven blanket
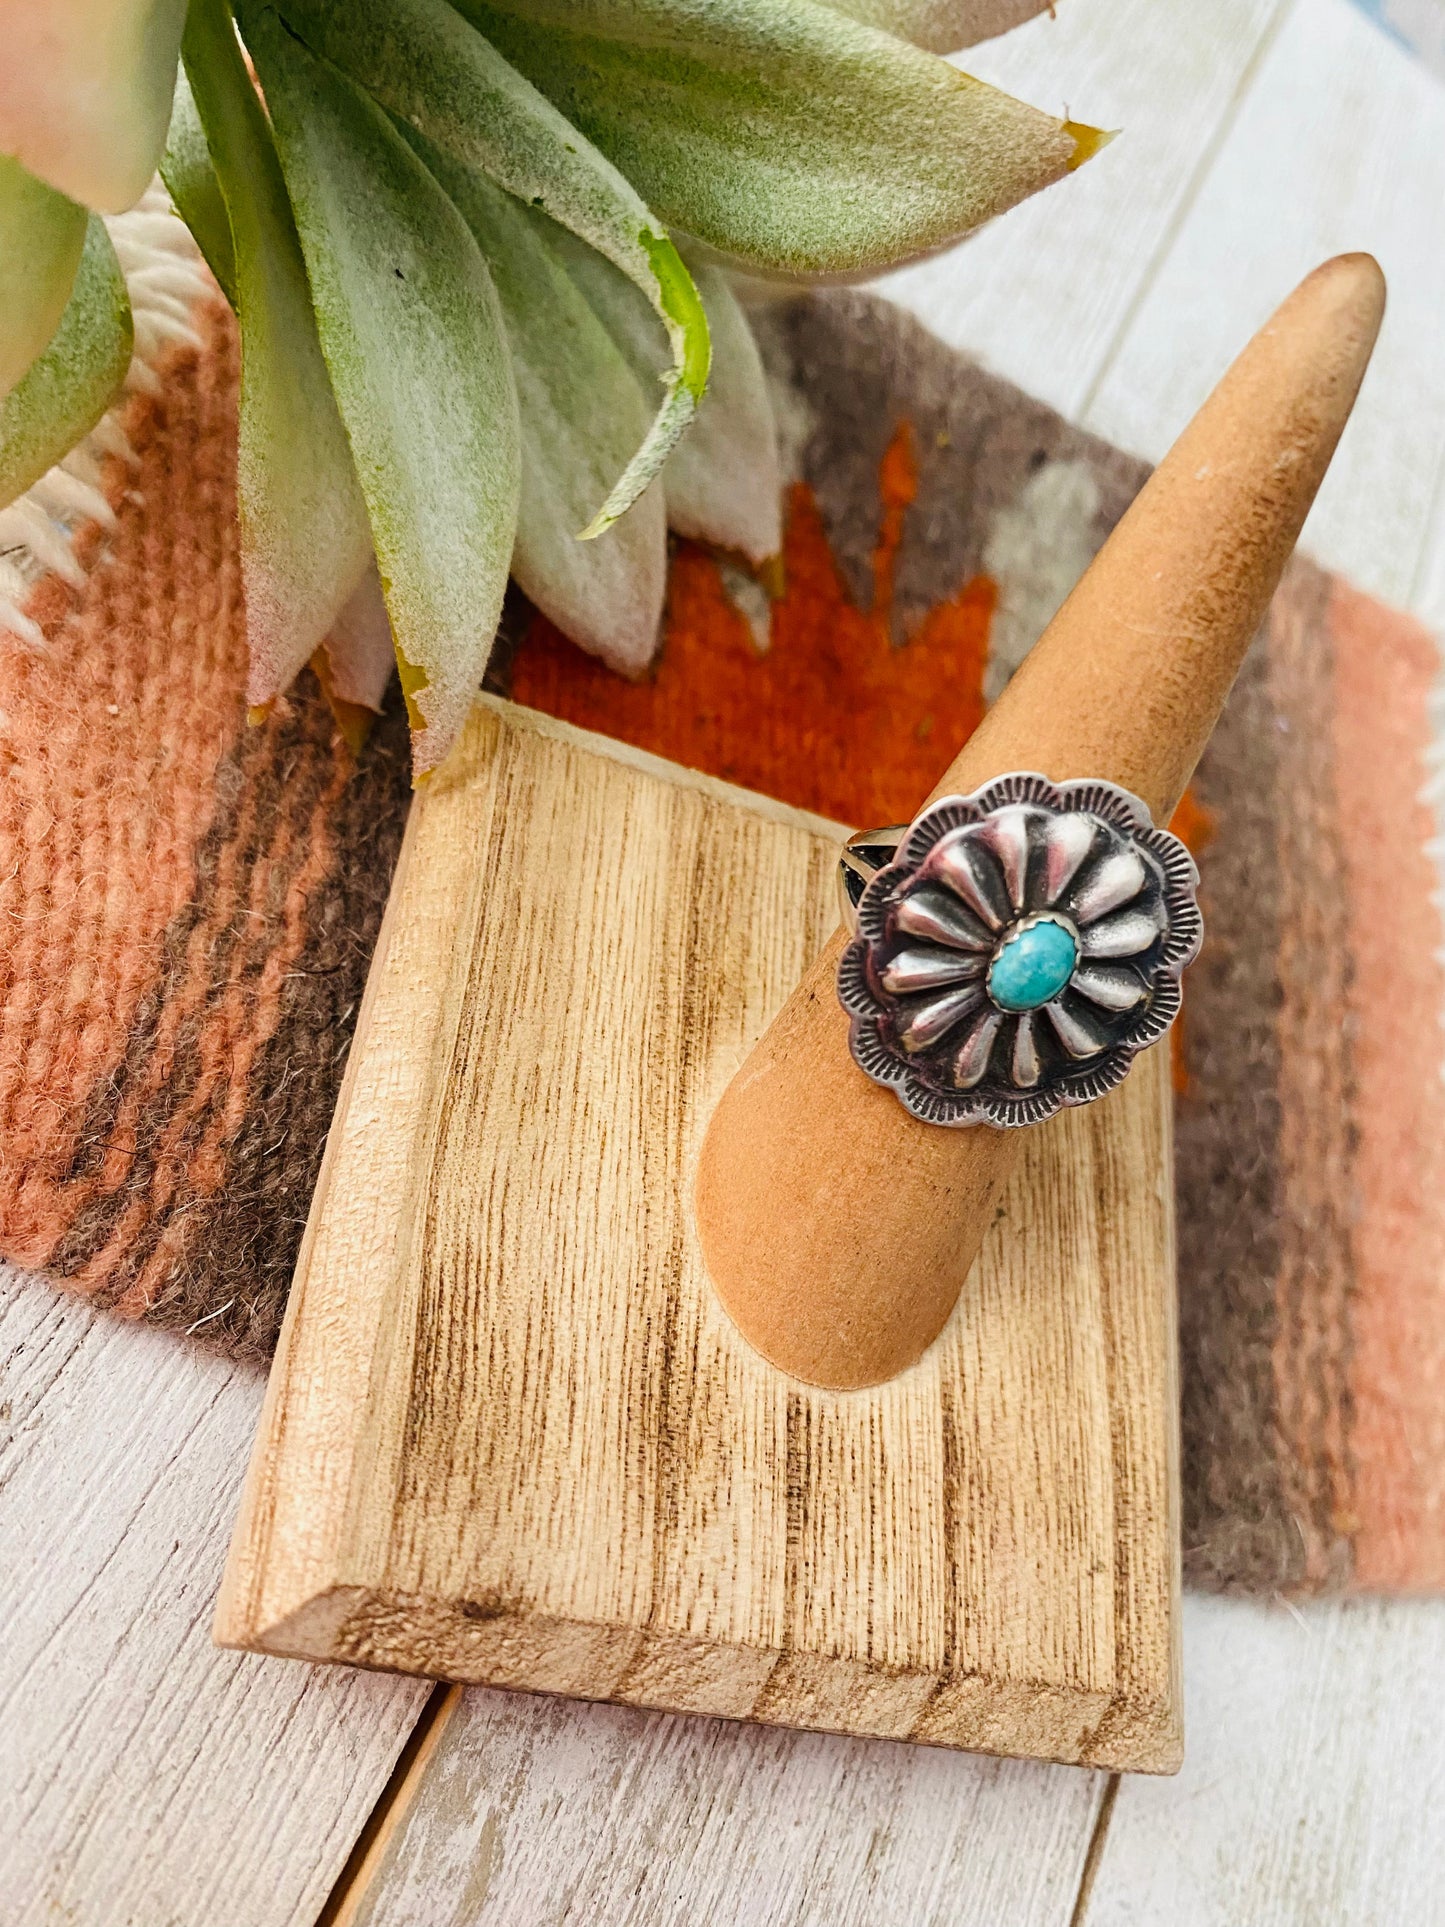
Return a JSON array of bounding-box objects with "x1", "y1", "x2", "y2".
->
[{"x1": 4, "y1": 225, "x2": 1443, "y2": 1600}]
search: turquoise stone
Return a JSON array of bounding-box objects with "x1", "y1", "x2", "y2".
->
[{"x1": 988, "y1": 916, "x2": 1078, "y2": 1013}]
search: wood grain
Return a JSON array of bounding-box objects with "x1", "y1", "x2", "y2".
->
[
  {"x1": 217, "y1": 697, "x2": 1181, "y2": 1773},
  {"x1": 0, "y1": 1271, "x2": 430, "y2": 1927}
]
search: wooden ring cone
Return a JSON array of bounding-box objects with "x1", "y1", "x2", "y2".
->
[{"x1": 695, "y1": 253, "x2": 1386, "y2": 1392}]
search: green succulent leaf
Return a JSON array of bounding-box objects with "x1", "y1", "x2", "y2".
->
[
  {"x1": 543, "y1": 224, "x2": 780, "y2": 564},
  {"x1": 267, "y1": 0, "x2": 709, "y2": 534},
  {"x1": 0, "y1": 158, "x2": 88, "y2": 401},
  {"x1": 0, "y1": 214, "x2": 132, "y2": 510},
  {"x1": 243, "y1": 6, "x2": 521, "y2": 776},
  {"x1": 659, "y1": 263, "x2": 780, "y2": 563},
  {"x1": 817, "y1": 0, "x2": 1051, "y2": 54},
  {"x1": 0, "y1": 0, "x2": 189, "y2": 213},
  {"x1": 411, "y1": 134, "x2": 666, "y2": 676},
  {"x1": 159, "y1": 67, "x2": 237, "y2": 306},
  {"x1": 463, "y1": 0, "x2": 1098, "y2": 276},
  {"x1": 183, "y1": 0, "x2": 372, "y2": 710}
]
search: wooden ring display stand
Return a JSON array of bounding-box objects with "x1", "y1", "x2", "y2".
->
[{"x1": 216, "y1": 258, "x2": 1383, "y2": 1774}]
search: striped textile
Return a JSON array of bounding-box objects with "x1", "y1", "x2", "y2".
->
[{"x1": 3, "y1": 268, "x2": 1442, "y2": 1595}]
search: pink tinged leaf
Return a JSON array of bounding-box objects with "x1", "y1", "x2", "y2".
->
[
  {"x1": 270, "y1": 0, "x2": 709, "y2": 534},
  {"x1": 0, "y1": 0, "x2": 189, "y2": 212},
  {"x1": 661, "y1": 264, "x2": 781, "y2": 564},
  {"x1": 508, "y1": 216, "x2": 781, "y2": 565},
  {"x1": 184, "y1": 0, "x2": 372, "y2": 710},
  {"x1": 412, "y1": 136, "x2": 666, "y2": 678},
  {"x1": 321, "y1": 562, "x2": 394, "y2": 712},
  {"x1": 244, "y1": 5, "x2": 521, "y2": 777},
  {"x1": 817, "y1": 0, "x2": 1054, "y2": 55}
]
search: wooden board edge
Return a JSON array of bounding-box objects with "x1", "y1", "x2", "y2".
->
[
  {"x1": 218, "y1": 1581, "x2": 1179, "y2": 1773},
  {"x1": 470, "y1": 692, "x2": 853, "y2": 842}
]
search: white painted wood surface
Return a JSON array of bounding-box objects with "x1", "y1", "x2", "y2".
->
[
  {"x1": 1091, "y1": 1594, "x2": 1445, "y2": 1924},
  {"x1": 877, "y1": 0, "x2": 1292, "y2": 421},
  {"x1": 8, "y1": 0, "x2": 1445, "y2": 1920},
  {"x1": 344, "y1": 1688, "x2": 1105, "y2": 1927},
  {"x1": 1085, "y1": 0, "x2": 1445, "y2": 609},
  {"x1": 0, "y1": 1271, "x2": 430, "y2": 1927}
]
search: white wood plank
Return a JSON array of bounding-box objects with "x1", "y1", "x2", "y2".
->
[
  {"x1": 347, "y1": 1686, "x2": 1106, "y2": 1927},
  {"x1": 1083, "y1": 0, "x2": 1445, "y2": 610},
  {"x1": 872, "y1": 0, "x2": 1289, "y2": 419},
  {"x1": 1084, "y1": 1592, "x2": 1445, "y2": 1924},
  {"x1": 0, "y1": 1269, "x2": 431, "y2": 1927}
]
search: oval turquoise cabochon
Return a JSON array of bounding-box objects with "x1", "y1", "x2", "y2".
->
[{"x1": 988, "y1": 916, "x2": 1078, "y2": 1012}]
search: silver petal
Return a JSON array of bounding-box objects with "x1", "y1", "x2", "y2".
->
[
  {"x1": 1041, "y1": 811, "x2": 1097, "y2": 905},
  {"x1": 879, "y1": 946, "x2": 986, "y2": 995},
  {"x1": 977, "y1": 805, "x2": 1036, "y2": 910},
  {"x1": 1045, "y1": 996, "x2": 1112, "y2": 1059},
  {"x1": 893, "y1": 886, "x2": 993, "y2": 952},
  {"x1": 897, "y1": 982, "x2": 985, "y2": 1053},
  {"x1": 927, "y1": 830, "x2": 1008, "y2": 931},
  {"x1": 1071, "y1": 961, "x2": 1148, "y2": 1012},
  {"x1": 1080, "y1": 905, "x2": 1165, "y2": 959},
  {"x1": 952, "y1": 1008, "x2": 1003, "y2": 1088},
  {"x1": 1011, "y1": 1011, "x2": 1042, "y2": 1088},
  {"x1": 1071, "y1": 846, "x2": 1148, "y2": 924}
]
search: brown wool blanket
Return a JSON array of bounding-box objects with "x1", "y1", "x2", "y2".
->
[{"x1": 4, "y1": 242, "x2": 1444, "y2": 1600}]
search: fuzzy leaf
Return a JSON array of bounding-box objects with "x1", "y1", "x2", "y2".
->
[
  {"x1": 534, "y1": 224, "x2": 781, "y2": 565},
  {"x1": 0, "y1": 0, "x2": 188, "y2": 212},
  {"x1": 818, "y1": 0, "x2": 1052, "y2": 54},
  {"x1": 412, "y1": 133, "x2": 666, "y2": 676},
  {"x1": 270, "y1": 0, "x2": 708, "y2": 534},
  {"x1": 322, "y1": 563, "x2": 395, "y2": 713},
  {"x1": 0, "y1": 157, "x2": 88, "y2": 400},
  {"x1": 160, "y1": 67, "x2": 237, "y2": 305},
  {"x1": 184, "y1": 0, "x2": 372, "y2": 709},
  {"x1": 465, "y1": 0, "x2": 1099, "y2": 275},
  {"x1": 661, "y1": 264, "x2": 781, "y2": 563},
  {"x1": 243, "y1": 6, "x2": 521, "y2": 776},
  {"x1": 0, "y1": 214, "x2": 132, "y2": 508}
]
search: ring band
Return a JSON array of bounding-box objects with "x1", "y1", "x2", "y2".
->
[{"x1": 836, "y1": 774, "x2": 1203, "y2": 1128}]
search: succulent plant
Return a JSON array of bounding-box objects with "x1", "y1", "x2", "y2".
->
[{"x1": 0, "y1": 0, "x2": 1101, "y2": 774}]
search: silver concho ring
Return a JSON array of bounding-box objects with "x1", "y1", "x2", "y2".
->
[{"x1": 836, "y1": 774, "x2": 1203, "y2": 1128}]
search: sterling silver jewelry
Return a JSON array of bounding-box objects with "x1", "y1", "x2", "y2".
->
[{"x1": 836, "y1": 774, "x2": 1203, "y2": 1128}]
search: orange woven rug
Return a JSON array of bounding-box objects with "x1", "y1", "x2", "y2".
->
[{"x1": 3, "y1": 277, "x2": 1443, "y2": 1599}]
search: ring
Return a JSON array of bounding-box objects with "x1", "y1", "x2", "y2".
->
[{"x1": 836, "y1": 773, "x2": 1203, "y2": 1128}]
